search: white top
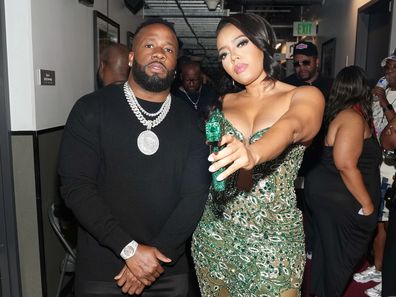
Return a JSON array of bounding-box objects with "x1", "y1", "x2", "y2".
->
[{"x1": 372, "y1": 89, "x2": 396, "y2": 181}]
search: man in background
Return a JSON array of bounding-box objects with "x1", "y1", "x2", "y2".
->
[
  {"x1": 283, "y1": 41, "x2": 332, "y2": 297},
  {"x1": 283, "y1": 41, "x2": 331, "y2": 99},
  {"x1": 97, "y1": 43, "x2": 130, "y2": 88},
  {"x1": 172, "y1": 60, "x2": 217, "y2": 116}
]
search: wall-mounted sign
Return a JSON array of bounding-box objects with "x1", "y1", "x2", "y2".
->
[
  {"x1": 293, "y1": 21, "x2": 317, "y2": 36},
  {"x1": 39, "y1": 69, "x2": 55, "y2": 86}
]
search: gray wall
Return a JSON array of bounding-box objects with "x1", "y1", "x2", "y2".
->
[{"x1": 12, "y1": 128, "x2": 66, "y2": 297}]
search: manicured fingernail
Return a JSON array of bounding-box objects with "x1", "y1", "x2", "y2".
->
[
  {"x1": 209, "y1": 165, "x2": 215, "y2": 172},
  {"x1": 216, "y1": 174, "x2": 223, "y2": 181},
  {"x1": 208, "y1": 155, "x2": 214, "y2": 162}
]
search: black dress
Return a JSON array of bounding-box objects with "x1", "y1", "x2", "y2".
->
[{"x1": 305, "y1": 137, "x2": 382, "y2": 297}]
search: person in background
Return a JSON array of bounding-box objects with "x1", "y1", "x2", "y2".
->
[
  {"x1": 192, "y1": 13, "x2": 324, "y2": 297},
  {"x1": 379, "y1": 115, "x2": 396, "y2": 297},
  {"x1": 97, "y1": 43, "x2": 130, "y2": 88},
  {"x1": 305, "y1": 66, "x2": 381, "y2": 297},
  {"x1": 283, "y1": 41, "x2": 332, "y2": 99},
  {"x1": 354, "y1": 48, "x2": 396, "y2": 297},
  {"x1": 58, "y1": 18, "x2": 209, "y2": 297},
  {"x1": 282, "y1": 43, "x2": 332, "y2": 281},
  {"x1": 172, "y1": 60, "x2": 217, "y2": 116}
]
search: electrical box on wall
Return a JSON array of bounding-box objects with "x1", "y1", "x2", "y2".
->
[
  {"x1": 38, "y1": 69, "x2": 55, "y2": 86},
  {"x1": 79, "y1": 0, "x2": 94, "y2": 7}
]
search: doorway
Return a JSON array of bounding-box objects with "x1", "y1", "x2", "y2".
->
[
  {"x1": 355, "y1": 0, "x2": 393, "y2": 86},
  {"x1": 0, "y1": 0, "x2": 22, "y2": 296}
]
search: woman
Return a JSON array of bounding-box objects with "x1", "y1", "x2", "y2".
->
[
  {"x1": 305, "y1": 66, "x2": 381, "y2": 297},
  {"x1": 192, "y1": 13, "x2": 324, "y2": 297}
]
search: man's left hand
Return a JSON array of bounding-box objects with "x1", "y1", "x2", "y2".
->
[{"x1": 114, "y1": 265, "x2": 145, "y2": 295}]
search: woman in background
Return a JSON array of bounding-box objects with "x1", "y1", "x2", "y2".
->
[
  {"x1": 192, "y1": 13, "x2": 324, "y2": 297},
  {"x1": 305, "y1": 66, "x2": 381, "y2": 297}
]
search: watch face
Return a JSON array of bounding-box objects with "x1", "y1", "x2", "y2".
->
[{"x1": 125, "y1": 245, "x2": 135, "y2": 256}]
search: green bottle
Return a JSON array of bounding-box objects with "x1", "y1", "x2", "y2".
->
[{"x1": 205, "y1": 109, "x2": 225, "y2": 192}]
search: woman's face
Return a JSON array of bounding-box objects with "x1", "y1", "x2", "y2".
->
[{"x1": 217, "y1": 23, "x2": 265, "y2": 86}]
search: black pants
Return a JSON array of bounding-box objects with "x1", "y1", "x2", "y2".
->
[
  {"x1": 76, "y1": 273, "x2": 189, "y2": 297},
  {"x1": 382, "y1": 206, "x2": 396, "y2": 297}
]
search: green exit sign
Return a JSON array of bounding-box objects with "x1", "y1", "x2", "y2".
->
[{"x1": 293, "y1": 21, "x2": 317, "y2": 36}]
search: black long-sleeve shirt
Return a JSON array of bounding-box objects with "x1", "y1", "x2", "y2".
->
[{"x1": 58, "y1": 84, "x2": 210, "y2": 280}]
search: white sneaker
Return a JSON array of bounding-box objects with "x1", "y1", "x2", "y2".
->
[
  {"x1": 353, "y1": 265, "x2": 382, "y2": 283},
  {"x1": 365, "y1": 282, "x2": 381, "y2": 297}
]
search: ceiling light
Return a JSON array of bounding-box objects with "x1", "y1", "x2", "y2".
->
[{"x1": 205, "y1": 0, "x2": 219, "y2": 10}]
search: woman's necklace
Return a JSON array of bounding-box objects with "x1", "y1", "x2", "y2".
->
[
  {"x1": 123, "y1": 82, "x2": 171, "y2": 155},
  {"x1": 181, "y1": 86, "x2": 201, "y2": 110}
]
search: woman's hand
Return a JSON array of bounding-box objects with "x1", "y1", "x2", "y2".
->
[
  {"x1": 208, "y1": 135, "x2": 259, "y2": 181},
  {"x1": 361, "y1": 202, "x2": 374, "y2": 216}
]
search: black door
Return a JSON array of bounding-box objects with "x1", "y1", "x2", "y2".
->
[{"x1": 355, "y1": 0, "x2": 393, "y2": 86}]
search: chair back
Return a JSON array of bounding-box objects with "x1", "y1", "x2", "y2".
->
[{"x1": 48, "y1": 203, "x2": 77, "y2": 259}]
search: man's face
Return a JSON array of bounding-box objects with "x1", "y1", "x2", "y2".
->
[
  {"x1": 385, "y1": 60, "x2": 396, "y2": 89},
  {"x1": 130, "y1": 23, "x2": 178, "y2": 92},
  {"x1": 181, "y1": 65, "x2": 202, "y2": 93},
  {"x1": 293, "y1": 54, "x2": 318, "y2": 82}
]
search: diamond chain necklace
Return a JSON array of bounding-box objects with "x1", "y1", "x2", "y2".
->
[
  {"x1": 123, "y1": 82, "x2": 171, "y2": 155},
  {"x1": 123, "y1": 82, "x2": 171, "y2": 129}
]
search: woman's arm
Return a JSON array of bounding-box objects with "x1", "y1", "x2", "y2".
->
[
  {"x1": 333, "y1": 111, "x2": 374, "y2": 215},
  {"x1": 209, "y1": 85, "x2": 325, "y2": 180}
]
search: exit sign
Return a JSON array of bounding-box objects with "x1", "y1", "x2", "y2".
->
[{"x1": 293, "y1": 21, "x2": 317, "y2": 36}]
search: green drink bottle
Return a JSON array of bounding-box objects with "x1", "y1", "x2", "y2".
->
[{"x1": 205, "y1": 109, "x2": 225, "y2": 191}]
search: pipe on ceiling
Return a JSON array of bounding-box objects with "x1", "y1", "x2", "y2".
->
[{"x1": 233, "y1": 0, "x2": 324, "y2": 5}]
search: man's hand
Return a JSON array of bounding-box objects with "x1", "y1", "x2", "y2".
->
[
  {"x1": 114, "y1": 265, "x2": 145, "y2": 295},
  {"x1": 125, "y1": 244, "x2": 171, "y2": 286},
  {"x1": 372, "y1": 86, "x2": 387, "y2": 104}
]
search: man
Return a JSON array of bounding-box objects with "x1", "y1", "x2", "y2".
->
[
  {"x1": 172, "y1": 61, "x2": 217, "y2": 115},
  {"x1": 283, "y1": 41, "x2": 331, "y2": 99},
  {"x1": 378, "y1": 107, "x2": 396, "y2": 297},
  {"x1": 97, "y1": 43, "x2": 130, "y2": 88},
  {"x1": 355, "y1": 48, "x2": 396, "y2": 297},
  {"x1": 58, "y1": 18, "x2": 209, "y2": 296},
  {"x1": 283, "y1": 41, "x2": 332, "y2": 297}
]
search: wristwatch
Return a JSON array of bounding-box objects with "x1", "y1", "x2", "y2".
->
[{"x1": 120, "y1": 240, "x2": 138, "y2": 260}]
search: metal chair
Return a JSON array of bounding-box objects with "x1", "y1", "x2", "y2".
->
[{"x1": 48, "y1": 203, "x2": 76, "y2": 297}]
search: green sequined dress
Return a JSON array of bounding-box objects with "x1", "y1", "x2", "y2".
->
[{"x1": 192, "y1": 111, "x2": 306, "y2": 297}]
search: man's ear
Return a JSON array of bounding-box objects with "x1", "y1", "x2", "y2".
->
[{"x1": 128, "y1": 52, "x2": 134, "y2": 67}]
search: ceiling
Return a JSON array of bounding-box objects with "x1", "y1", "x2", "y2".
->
[{"x1": 140, "y1": 0, "x2": 324, "y2": 75}]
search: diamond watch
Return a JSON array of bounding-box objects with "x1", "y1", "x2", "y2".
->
[{"x1": 120, "y1": 240, "x2": 138, "y2": 260}]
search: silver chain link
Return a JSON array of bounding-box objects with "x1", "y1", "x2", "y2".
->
[{"x1": 123, "y1": 82, "x2": 171, "y2": 129}]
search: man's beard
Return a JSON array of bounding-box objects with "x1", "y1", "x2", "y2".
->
[{"x1": 132, "y1": 60, "x2": 174, "y2": 92}]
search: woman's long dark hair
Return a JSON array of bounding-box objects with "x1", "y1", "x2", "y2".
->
[
  {"x1": 216, "y1": 13, "x2": 280, "y2": 96},
  {"x1": 324, "y1": 65, "x2": 373, "y2": 132}
]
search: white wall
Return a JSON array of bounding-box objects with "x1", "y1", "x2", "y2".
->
[
  {"x1": 314, "y1": 0, "x2": 371, "y2": 74},
  {"x1": 7, "y1": 0, "x2": 143, "y2": 131},
  {"x1": 313, "y1": 0, "x2": 396, "y2": 75},
  {"x1": 5, "y1": 0, "x2": 36, "y2": 131}
]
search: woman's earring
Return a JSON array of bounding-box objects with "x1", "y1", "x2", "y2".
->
[
  {"x1": 128, "y1": 61, "x2": 132, "y2": 67},
  {"x1": 232, "y1": 79, "x2": 235, "y2": 86}
]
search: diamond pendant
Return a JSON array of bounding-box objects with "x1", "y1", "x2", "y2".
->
[{"x1": 137, "y1": 130, "x2": 159, "y2": 155}]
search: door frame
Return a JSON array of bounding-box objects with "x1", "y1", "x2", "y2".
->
[{"x1": 0, "y1": 0, "x2": 22, "y2": 295}]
